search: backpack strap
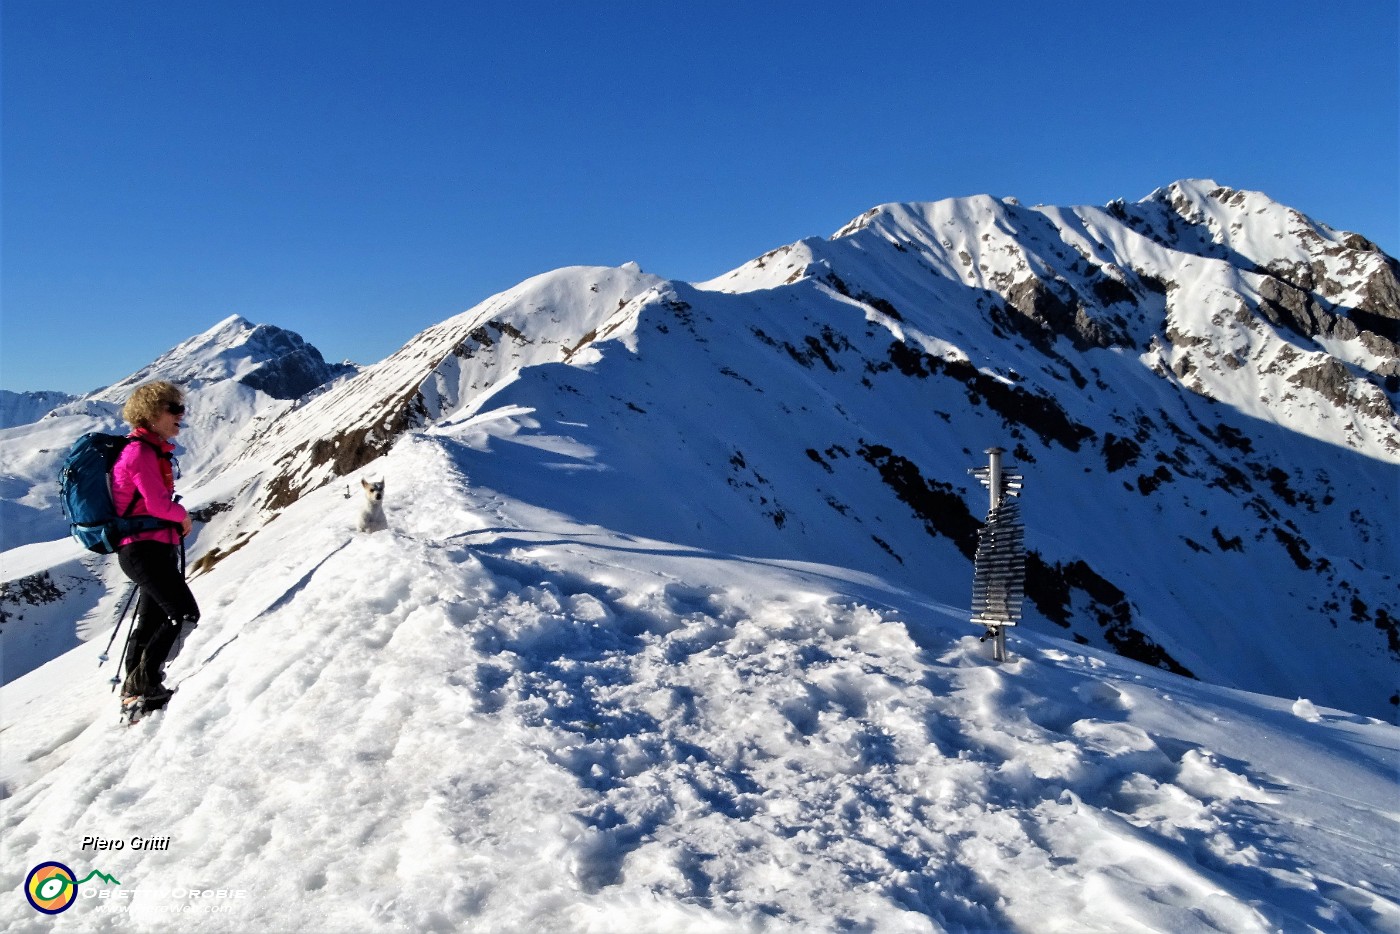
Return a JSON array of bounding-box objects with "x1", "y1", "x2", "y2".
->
[
  {"x1": 120, "y1": 490, "x2": 143, "y2": 518},
  {"x1": 127, "y1": 434, "x2": 170, "y2": 458}
]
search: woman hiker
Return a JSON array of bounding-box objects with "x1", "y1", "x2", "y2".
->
[{"x1": 113, "y1": 380, "x2": 200, "y2": 719}]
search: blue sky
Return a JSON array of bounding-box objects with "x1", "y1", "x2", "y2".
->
[{"x1": 3, "y1": 1, "x2": 1396, "y2": 394}]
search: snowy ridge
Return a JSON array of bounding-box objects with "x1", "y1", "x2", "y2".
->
[
  {"x1": 0, "y1": 391, "x2": 76, "y2": 430},
  {"x1": 2, "y1": 433, "x2": 1396, "y2": 932},
  {"x1": 235, "y1": 264, "x2": 662, "y2": 513}
]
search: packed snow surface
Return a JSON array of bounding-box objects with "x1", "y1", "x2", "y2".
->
[{"x1": 3, "y1": 432, "x2": 1396, "y2": 933}]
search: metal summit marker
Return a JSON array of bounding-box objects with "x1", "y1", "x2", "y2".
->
[{"x1": 969, "y1": 447, "x2": 1025, "y2": 662}]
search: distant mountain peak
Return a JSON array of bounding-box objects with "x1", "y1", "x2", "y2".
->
[
  {"x1": 0, "y1": 389, "x2": 77, "y2": 429},
  {"x1": 200, "y1": 312, "x2": 256, "y2": 335},
  {"x1": 92, "y1": 316, "x2": 354, "y2": 402},
  {"x1": 0, "y1": 316, "x2": 356, "y2": 554}
]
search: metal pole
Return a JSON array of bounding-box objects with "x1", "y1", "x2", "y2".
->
[
  {"x1": 986, "y1": 447, "x2": 1003, "y2": 511},
  {"x1": 985, "y1": 447, "x2": 1007, "y2": 663}
]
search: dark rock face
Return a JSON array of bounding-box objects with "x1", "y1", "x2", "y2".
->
[
  {"x1": 238, "y1": 325, "x2": 356, "y2": 400},
  {"x1": 0, "y1": 572, "x2": 64, "y2": 625},
  {"x1": 857, "y1": 443, "x2": 982, "y2": 558},
  {"x1": 1004, "y1": 277, "x2": 1134, "y2": 352}
]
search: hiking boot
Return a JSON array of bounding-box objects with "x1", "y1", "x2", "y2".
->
[
  {"x1": 121, "y1": 667, "x2": 151, "y2": 698},
  {"x1": 120, "y1": 685, "x2": 174, "y2": 725},
  {"x1": 144, "y1": 684, "x2": 175, "y2": 710}
]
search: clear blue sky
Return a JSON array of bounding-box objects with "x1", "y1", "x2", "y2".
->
[{"x1": 3, "y1": 1, "x2": 1396, "y2": 394}]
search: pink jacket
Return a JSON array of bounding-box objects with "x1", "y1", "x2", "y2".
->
[{"x1": 112, "y1": 428, "x2": 188, "y2": 547}]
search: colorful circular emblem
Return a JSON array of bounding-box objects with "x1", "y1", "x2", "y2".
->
[{"x1": 25, "y1": 861, "x2": 79, "y2": 914}]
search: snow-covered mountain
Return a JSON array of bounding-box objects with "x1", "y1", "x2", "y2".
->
[
  {"x1": 2, "y1": 181, "x2": 1397, "y2": 932},
  {"x1": 187, "y1": 180, "x2": 1398, "y2": 720},
  {"x1": 0, "y1": 391, "x2": 77, "y2": 430},
  {"x1": 0, "y1": 316, "x2": 353, "y2": 680}
]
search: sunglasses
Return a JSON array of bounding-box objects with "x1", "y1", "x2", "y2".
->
[{"x1": 166, "y1": 403, "x2": 186, "y2": 416}]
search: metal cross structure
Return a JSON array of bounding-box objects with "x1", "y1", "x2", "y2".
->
[{"x1": 969, "y1": 447, "x2": 1025, "y2": 662}]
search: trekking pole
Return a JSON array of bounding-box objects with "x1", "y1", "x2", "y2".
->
[
  {"x1": 98, "y1": 584, "x2": 138, "y2": 666},
  {"x1": 99, "y1": 584, "x2": 140, "y2": 690},
  {"x1": 110, "y1": 594, "x2": 144, "y2": 692}
]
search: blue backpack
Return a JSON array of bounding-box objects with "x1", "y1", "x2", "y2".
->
[{"x1": 59, "y1": 433, "x2": 171, "y2": 554}]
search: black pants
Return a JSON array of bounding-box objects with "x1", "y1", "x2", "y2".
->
[{"x1": 118, "y1": 541, "x2": 200, "y2": 696}]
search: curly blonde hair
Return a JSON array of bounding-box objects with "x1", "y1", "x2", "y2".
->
[{"x1": 122, "y1": 380, "x2": 185, "y2": 430}]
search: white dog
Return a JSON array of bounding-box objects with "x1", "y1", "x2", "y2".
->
[{"x1": 357, "y1": 477, "x2": 388, "y2": 533}]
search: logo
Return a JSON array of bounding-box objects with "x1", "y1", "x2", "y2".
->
[{"x1": 24, "y1": 861, "x2": 121, "y2": 915}]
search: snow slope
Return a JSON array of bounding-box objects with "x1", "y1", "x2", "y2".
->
[{"x1": 2, "y1": 432, "x2": 1396, "y2": 933}]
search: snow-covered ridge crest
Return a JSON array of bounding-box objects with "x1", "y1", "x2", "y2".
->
[
  {"x1": 713, "y1": 180, "x2": 1399, "y2": 460},
  {"x1": 240, "y1": 264, "x2": 663, "y2": 512}
]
